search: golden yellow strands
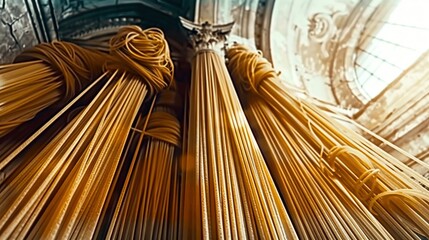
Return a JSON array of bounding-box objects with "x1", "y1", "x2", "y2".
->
[
  {"x1": 106, "y1": 90, "x2": 181, "y2": 239},
  {"x1": 226, "y1": 44, "x2": 429, "y2": 239},
  {"x1": 180, "y1": 49, "x2": 298, "y2": 239},
  {"x1": 0, "y1": 42, "x2": 106, "y2": 137},
  {"x1": 227, "y1": 71, "x2": 393, "y2": 238},
  {"x1": 0, "y1": 26, "x2": 173, "y2": 239}
]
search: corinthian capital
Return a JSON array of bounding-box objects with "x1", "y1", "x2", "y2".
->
[{"x1": 179, "y1": 17, "x2": 234, "y2": 52}]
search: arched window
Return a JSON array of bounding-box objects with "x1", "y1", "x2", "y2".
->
[{"x1": 354, "y1": 0, "x2": 429, "y2": 101}]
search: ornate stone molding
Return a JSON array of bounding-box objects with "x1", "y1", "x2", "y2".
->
[
  {"x1": 61, "y1": 17, "x2": 143, "y2": 40},
  {"x1": 180, "y1": 17, "x2": 234, "y2": 52},
  {"x1": 329, "y1": 0, "x2": 383, "y2": 109},
  {"x1": 308, "y1": 12, "x2": 344, "y2": 59},
  {"x1": 25, "y1": 0, "x2": 58, "y2": 42}
]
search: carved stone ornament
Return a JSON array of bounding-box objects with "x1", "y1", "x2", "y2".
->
[
  {"x1": 308, "y1": 11, "x2": 345, "y2": 59},
  {"x1": 179, "y1": 16, "x2": 234, "y2": 51}
]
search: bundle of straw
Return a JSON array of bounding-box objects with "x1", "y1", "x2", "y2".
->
[{"x1": 227, "y1": 44, "x2": 429, "y2": 239}]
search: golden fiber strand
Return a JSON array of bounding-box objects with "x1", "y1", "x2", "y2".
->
[
  {"x1": 0, "y1": 71, "x2": 109, "y2": 181},
  {"x1": 106, "y1": 91, "x2": 181, "y2": 239},
  {"x1": 227, "y1": 44, "x2": 429, "y2": 239},
  {"x1": 0, "y1": 71, "x2": 146, "y2": 239},
  {"x1": 0, "y1": 26, "x2": 174, "y2": 239},
  {"x1": 234, "y1": 90, "x2": 394, "y2": 239},
  {"x1": 0, "y1": 42, "x2": 106, "y2": 137},
  {"x1": 103, "y1": 98, "x2": 157, "y2": 239},
  {"x1": 181, "y1": 48, "x2": 298, "y2": 239}
]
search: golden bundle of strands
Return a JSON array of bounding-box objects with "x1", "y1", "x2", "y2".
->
[
  {"x1": 180, "y1": 48, "x2": 297, "y2": 239},
  {"x1": 226, "y1": 44, "x2": 429, "y2": 239},
  {"x1": 105, "y1": 90, "x2": 182, "y2": 239},
  {"x1": 0, "y1": 26, "x2": 174, "y2": 239},
  {"x1": 0, "y1": 41, "x2": 106, "y2": 138}
]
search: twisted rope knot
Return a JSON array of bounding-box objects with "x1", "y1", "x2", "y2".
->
[
  {"x1": 226, "y1": 44, "x2": 277, "y2": 93},
  {"x1": 14, "y1": 41, "x2": 105, "y2": 101},
  {"x1": 108, "y1": 26, "x2": 174, "y2": 96}
]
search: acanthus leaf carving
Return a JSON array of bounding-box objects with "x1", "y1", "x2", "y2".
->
[{"x1": 180, "y1": 17, "x2": 234, "y2": 52}]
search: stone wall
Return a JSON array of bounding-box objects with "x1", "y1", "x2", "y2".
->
[{"x1": 0, "y1": 0, "x2": 39, "y2": 64}]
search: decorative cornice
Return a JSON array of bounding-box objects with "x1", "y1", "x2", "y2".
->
[
  {"x1": 64, "y1": 17, "x2": 143, "y2": 39},
  {"x1": 179, "y1": 16, "x2": 234, "y2": 51}
]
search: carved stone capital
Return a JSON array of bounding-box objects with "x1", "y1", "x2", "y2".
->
[{"x1": 180, "y1": 16, "x2": 234, "y2": 52}]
